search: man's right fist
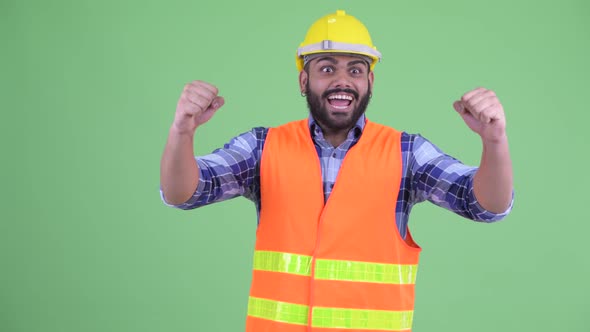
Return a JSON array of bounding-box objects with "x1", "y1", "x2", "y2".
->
[{"x1": 173, "y1": 80, "x2": 225, "y2": 135}]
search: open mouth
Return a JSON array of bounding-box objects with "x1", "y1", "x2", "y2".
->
[{"x1": 327, "y1": 94, "x2": 354, "y2": 110}]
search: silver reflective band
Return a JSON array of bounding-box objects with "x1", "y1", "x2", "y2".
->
[{"x1": 297, "y1": 40, "x2": 382, "y2": 62}]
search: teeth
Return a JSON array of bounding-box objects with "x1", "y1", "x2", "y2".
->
[{"x1": 328, "y1": 94, "x2": 353, "y2": 100}]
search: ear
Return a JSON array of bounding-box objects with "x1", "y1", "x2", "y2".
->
[
  {"x1": 299, "y1": 70, "x2": 308, "y2": 94},
  {"x1": 368, "y1": 71, "x2": 374, "y2": 86}
]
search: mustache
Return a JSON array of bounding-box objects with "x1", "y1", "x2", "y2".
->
[{"x1": 321, "y1": 88, "x2": 359, "y2": 100}]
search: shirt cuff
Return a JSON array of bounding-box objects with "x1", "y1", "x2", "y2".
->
[{"x1": 467, "y1": 186, "x2": 515, "y2": 222}]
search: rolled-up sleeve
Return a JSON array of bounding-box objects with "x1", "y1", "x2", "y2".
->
[
  {"x1": 160, "y1": 163, "x2": 209, "y2": 209},
  {"x1": 465, "y1": 181, "x2": 514, "y2": 221},
  {"x1": 409, "y1": 134, "x2": 513, "y2": 222},
  {"x1": 160, "y1": 127, "x2": 267, "y2": 210}
]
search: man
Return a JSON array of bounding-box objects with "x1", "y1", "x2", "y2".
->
[{"x1": 160, "y1": 10, "x2": 513, "y2": 332}]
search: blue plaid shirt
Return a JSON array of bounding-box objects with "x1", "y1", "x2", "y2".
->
[{"x1": 162, "y1": 114, "x2": 512, "y2": 239}]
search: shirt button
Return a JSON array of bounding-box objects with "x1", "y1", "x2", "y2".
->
[{"x1": 332, "y1": 153, "x2": 336, "y2": 158}]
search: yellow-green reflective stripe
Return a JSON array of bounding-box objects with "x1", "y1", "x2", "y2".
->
[
  {"x1": 253, "y1": 251, "x2": 311, "y2": 276},
  {"x1": 312, "y1": 307, "x2": 413, "y2": 330},
  {"x1": 247, "y1": 297, "x2": 413, "y2": 330},
  {"x1": 253, "y1": 251, "x2": 417, "y2": 284},
  {"x1": 315, "y1": 260, "x2": 418, "y2": 284},
  {"x1": 247, "y1": 297, "x2": 308, "y2": 325}
]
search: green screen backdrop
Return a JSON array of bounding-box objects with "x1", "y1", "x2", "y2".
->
[{"x1": 2, "y1": 0, "x2": 589, "y2": 331}]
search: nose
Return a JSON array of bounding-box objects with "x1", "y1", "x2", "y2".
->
[{"x1": 331, "y1": 70, "x2": 352, "y2": 89}]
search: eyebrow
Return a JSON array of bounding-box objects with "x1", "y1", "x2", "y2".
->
[
  {"x1": 347, "y1": 59, "x2": 369, "y2": 69},
  {"x1": 315, "y1": 57, "x2": 368, "y2": 69}
]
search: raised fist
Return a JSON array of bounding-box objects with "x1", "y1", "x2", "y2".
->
[
  {"x1": 453, "y1": 87, "x2": 506, "y2": 142},
  {"x1": 173, "y1": 80, "x2": 225, "y2": 135}
]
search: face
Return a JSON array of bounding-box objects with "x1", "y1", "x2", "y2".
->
[{"x1": 300, "y1": 55, "x2": 374, "y2": 133}]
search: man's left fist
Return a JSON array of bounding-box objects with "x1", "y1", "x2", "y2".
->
[{"x1": 453, "y1": 87, "x2": 507, "y2": 142}]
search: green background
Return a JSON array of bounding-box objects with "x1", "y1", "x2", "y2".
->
[{"x1": 2, "y1": 0, "x2": 589, "y2": 331}]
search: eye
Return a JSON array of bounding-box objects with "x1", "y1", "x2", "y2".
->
[
  {"x1": 350, "y1": 68, "x2": 363, "y2": 75},
  {"x1": 321, "y1": 66, "x2": 334, "y2": 73}
]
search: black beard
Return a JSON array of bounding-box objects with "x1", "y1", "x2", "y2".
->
[{"x1": 305, "y1": 82, "x2": 371, "y2": 133}]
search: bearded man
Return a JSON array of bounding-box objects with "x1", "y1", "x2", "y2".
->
[{"x1": 160, "y1": 10, "x2": 514, "y2": 332}]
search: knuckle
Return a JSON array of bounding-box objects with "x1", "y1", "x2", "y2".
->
[
  {"x1": 188, "y1": 81, "x2": 201, "y2": 90},
  {"x1": 187, "y1": 104, "x2": 202, "y2": 114},
  {"x1": 187, "y1": 93, "x2": 197, "y2": 101},
  {"x1": 179, "y1": 95, "x2": 190, "y2": 105}
]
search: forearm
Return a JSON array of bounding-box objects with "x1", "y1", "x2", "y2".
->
[
  {"x1": 160, "y1": 126, "x2": 199, "y2": 205},
  {"x1": 473, "y1": 134, "x2": 513, "y2": 213}
]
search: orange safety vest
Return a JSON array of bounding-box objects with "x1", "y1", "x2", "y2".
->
[{"x1": 246, "y1": 119, "x2": 421, "y2": 332}]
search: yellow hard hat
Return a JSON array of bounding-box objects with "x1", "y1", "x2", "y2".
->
[{"x1": 296, "y1": 10, "x2": 381, "y2": 72}]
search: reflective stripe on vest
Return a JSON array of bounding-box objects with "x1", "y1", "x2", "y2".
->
[
  {"x1": 248, "y1": 297, "x2": 414, "y2": 330},
  {"x1": 253, "y1": 250, "x2": 418, "y2": 284}
]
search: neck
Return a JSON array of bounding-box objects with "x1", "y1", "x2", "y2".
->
[{"x1": 318, "y1": 124, "x2": 350, "y2": 147}]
